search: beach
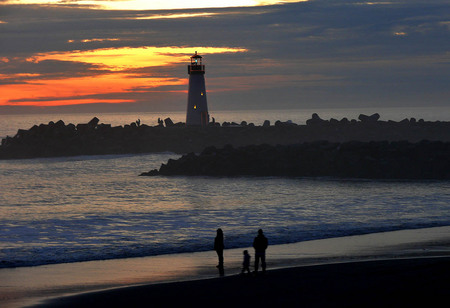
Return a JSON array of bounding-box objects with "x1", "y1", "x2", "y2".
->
[
  {"x1": 34, "y1": 257, "x2": 450, "y2": 308},
  {"x1": 1, "y1": 226, "x2": 449, "y2": 307}
]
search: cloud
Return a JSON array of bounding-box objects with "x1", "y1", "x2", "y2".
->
[
  {"x1": 0, "y1": 0, "x2": 448, "y2": 113},
  {"x1": 2, "y1": 1, "x2": 309, "y2": 10}
]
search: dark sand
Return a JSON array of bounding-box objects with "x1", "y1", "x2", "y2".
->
[{"x1": 35, "y1": 257, "x2": 449, "y2": 308}]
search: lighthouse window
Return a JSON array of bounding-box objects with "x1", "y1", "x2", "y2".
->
[
  {"x1": 194, "y1": 105, "x2": 197, "y2": 109},
  {"x1": 201, "y1": 92, "x2": 204, "y2": 96}
]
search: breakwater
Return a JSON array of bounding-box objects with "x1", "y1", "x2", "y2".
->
[
  {"x1": 1, "y1": 113, "x2": 450, "y2": 159},
  {"x1": 141, "y1": 141, "x2": 450, "y2": 179}
]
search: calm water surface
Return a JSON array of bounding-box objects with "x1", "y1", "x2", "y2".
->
[
  {"x1": 1, "y1": 153, "x2": 449, "y2": 268},
  {"x1": 1, "y1": 108, "x2": 449, "y2": 268}
]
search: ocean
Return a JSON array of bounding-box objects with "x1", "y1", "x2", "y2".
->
[{"x1": 1, "y1": 107, "x2": 450, "y2": 269}]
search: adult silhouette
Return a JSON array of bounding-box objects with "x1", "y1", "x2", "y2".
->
[
  {"x1": 214, "y1": 228, "x2": 224, "y2": 275},
  {"x1": 253, "y1": 229, "x2": 268, "y2": 273}
]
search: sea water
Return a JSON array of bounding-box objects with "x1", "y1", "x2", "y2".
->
[{"x1": 1, "y1": 108, "x2": 450, "y2": 268}]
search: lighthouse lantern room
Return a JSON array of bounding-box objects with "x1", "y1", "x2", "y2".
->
[{"x1": 186, "y1": 51, "x2": 209, "y2": 126}]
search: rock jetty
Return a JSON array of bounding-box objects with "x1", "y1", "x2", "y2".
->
[
  {"x1": 141, "y1": 141, "x2": 450, "y2": 179},
  {"x1": 1, "y1": 114, "x2": 450, "y2": 159}
]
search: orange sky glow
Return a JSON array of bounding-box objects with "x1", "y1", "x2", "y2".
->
[
  {"x1": 0, "y1": 47, "x2": 247, "y2": 107},
  {"x1": 1, "y1": 74, "x2": 186, "y2": 106},
  {"x1": 2, "y1": 1, "x2": 306, "y2": 10}
]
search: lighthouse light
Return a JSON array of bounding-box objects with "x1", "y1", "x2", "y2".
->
[{"x1": 186, "y1": 51, "x2": 209, "y2": 126}]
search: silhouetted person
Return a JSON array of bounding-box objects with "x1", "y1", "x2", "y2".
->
[
  {"x1": 253, "y1": 229, "x2": 268, "y2": 273},
  {"x1": 214, "y1": 228, "x2": 224, "y2": 276},
  {"x1": 241, "y1": 250, "x2": 251, "y2": 274}
]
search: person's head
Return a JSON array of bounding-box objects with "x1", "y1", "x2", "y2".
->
[
  {"x1": 258, "y1": 229, "x2": 263, "y2": 235},
  {"x1": 217, "y1": 228, "x2": 223, "y2": 236},
  {"x1": 243, "y1": 250, "x2": 248, "y2": 255}
]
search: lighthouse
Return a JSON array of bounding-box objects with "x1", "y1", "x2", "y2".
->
[{"x1": 186, "y1": 51, "x2": 209, "y2": 126}]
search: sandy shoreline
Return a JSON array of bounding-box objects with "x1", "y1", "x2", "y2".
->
[
  {"x1": 1, "y1": 226, "x2": 449, "y2": 307},
  {"x1": 34, "y1": 257, "x2": 450, "y2": 308}
]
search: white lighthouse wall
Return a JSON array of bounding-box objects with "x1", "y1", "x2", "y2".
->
[{"x1": 186, "y1": 74, "x2": 208, "y2": 126}]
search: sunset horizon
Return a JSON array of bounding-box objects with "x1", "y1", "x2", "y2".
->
[{"x1": 1, "y1": 0, "x2": 448, "y2": 114}]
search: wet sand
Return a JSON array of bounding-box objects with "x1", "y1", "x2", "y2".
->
[
  {"x1": 1, "y1": 226, "x2": 449, "y2": 307},
  {"x1": 34, "y1": 257, "x2": 450, "y2": 308}
]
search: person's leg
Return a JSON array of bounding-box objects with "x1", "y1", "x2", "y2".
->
[
  {"x1": 217, "y1": 250, "x2": 224, "y2": 276},
  {"x1": 254, "y1": 253, "x2": 260, "y2": 272},
  {"x1": 217, "y1": 250, "x2": 224, "y2": 266},
  {"x1": 261, "y1": 254, "x2": 266, "y2": 272}
]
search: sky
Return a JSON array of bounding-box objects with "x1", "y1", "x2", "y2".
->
[{"x1": 0, "y1": 0, "x2": 448, "y2": 114}]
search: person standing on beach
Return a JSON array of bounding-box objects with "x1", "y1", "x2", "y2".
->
[
  {"x1": 214, "y1": 228, "x2": 224, "y2": 268},
  {"x1": 253, "y1": 229, "x2": 268, "y2": 273},
  {"x1": 241, "y1": 250, "x2": 251, "y2": 274}
]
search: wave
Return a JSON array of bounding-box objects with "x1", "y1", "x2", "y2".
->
[{"x1": 2, "y1": 222, "x2": 449, "y2": 269}]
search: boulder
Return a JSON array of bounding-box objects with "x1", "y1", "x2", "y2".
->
[
  {"x1": 97, "y1": 123, "x2": 112, "y2": 130},
  {"x1": 55, "y1": 120, "x2": 65, "y2": 128},
  {"x1": 306, "y1": 113, "x2": 326, "y2": 125},
  {"x1": 275, "y1": 120, "x2": 297, "y2": 127},
  {"x1": 88, "y1": 117, "x2": 100, "y2": 128},
  {"x1": 330, "y1": 118, "x2": 339, "y2": 124},
  {"x1": 358, "y1": 113, "x2": 380, "y2": 122},
  {"x1": 15, "y1": 129, "x2": 28, "y2": 139},
  {"x1": 164, "y1": 118, "x2": 174, "y2": 127},
  {"x1": 76, "y1": 123, "x2": 89, "y2": 132}
]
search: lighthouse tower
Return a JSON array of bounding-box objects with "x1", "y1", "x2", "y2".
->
[{"x1": 186, "y1": 51, "x2": 209, "y2": 126}]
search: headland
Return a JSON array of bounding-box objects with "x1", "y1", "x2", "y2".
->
[{"x1": 141, "y1": 140, "x2": 450, "y2": 179}]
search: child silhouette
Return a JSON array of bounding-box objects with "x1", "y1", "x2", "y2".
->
[{"x1": 241, "y1": 250, "x2": 251, "y2": 274}]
